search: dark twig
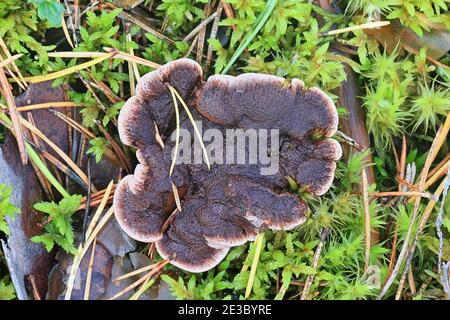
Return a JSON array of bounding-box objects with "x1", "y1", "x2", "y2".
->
[{"x1": 82, "y1": 157, "x2": 92, "y2": 243}]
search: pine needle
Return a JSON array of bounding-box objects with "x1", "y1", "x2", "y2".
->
[
  {"x1": 221, "y1": 0, "x2": 278, "y2": 74},
  {"x1": 321, "y1": 21, "x2": 390, "y2": 36},
  {"x1": 83, "y1": 238, "x2": 97, "y2": 300},
  {"x1": 25, "y1": 53, "x2": 114, "y2": 83},
  {"x1": 0, "y1": 54, "x2": 23, "y2": 69},
  {"x1": 16, "y1": 101, "x2": 81, "y2": 112},
  {"x1": 169, "y1": 85, "x2": 211, "y2": 170},
  {"x1": 168, "y1": 86, "x2": 181, "y2": 175},
  {"x1": 245, "y1": 233, "x2": 264, "y2": 299}
]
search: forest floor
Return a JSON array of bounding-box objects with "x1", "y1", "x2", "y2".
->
[{"x1": 0, "y1": 0, "x2": 450, "y2": 300}]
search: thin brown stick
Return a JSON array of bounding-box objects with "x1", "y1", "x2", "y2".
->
[
  {"x1": 384, "y1": 222, "x2": 399, "y2": 284},
  {"x1": 300, "y1": 228, "x2": 329, "y2": 300},
  {"x1": 27, "y1": 275, "x2": 42, "y2": 300},
  {"x1": 206, "y1": 3, "x2": 223, "y2": 69},
  {"x1": 184, "y1": 11, "x2": 218, "y2": 42}
]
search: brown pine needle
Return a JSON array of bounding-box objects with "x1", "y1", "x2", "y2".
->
[
  {"x1": 61, "y1": 16, "x2": 74, "y2": 48},
  {"x1": 83, "y1": 238, "x2": 97, "y2": 300},
  {"x1": 103, "y1": 47, "x2": 160, "y2": 69},
  {"x1": 85, "y1": 180, "x2": 114, "y2": 239},
  {"x1": 49, "y1": 109, "x2": 96, "y2": 139},
  {"x1": 220, "y1": 0, "x2": 236, "y2": 30},
  {"x1": 95, "y1": 120, "x2": 130, "y2": 172},
  {"x1": 321, "y1": 21, "x2": 390, "y2": 36},
  {"x1": 0, "y1": 68, "x2": 28, "y2": 165},
  {"x1": 171, "y1": 181, "x2": 182, "y2": 212},
  {"x1": 114, "y1": 260, "x2": 164, "y2": 282},
  {"x1": 16, "y1": 101, "x2": 81, "y2": 112},
  {"x1": 108, "y1": 259, "x2": 170, "y2": 300},
  {"x1": 0, "y1": 54, "x2": 23, "y2": 69},
  {"x1": 0, "y1": 37, "x2": 27, "y2": 87},
  {"x1": 428, "y1": 153, "x2": 450, "y2": 178},
  {"x1": 19, "y1": 116, "x2": 97, "y2": 192},
  {"x1": 425, "y1": 158, "x2": 450, "y2": 190},
  {"x1": 398, "y1": 135, "x2": 407, "y2": 191}
]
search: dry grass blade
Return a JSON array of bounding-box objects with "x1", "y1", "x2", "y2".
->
[
  {"x1": 83, "y1": 238, "x2": 97, "y2": 300},
  {"x1": 0, "y1": 68, "x2": 28, "y2": 165},
  {"x1": 321, "y1": 21, "x2": 390, "y2": 36},
  {"x1": 16, "y1": 101, "x2": 81, "y2": 112},
  {"x1": 19, "y1": 116, "x2": 97, "y2": 192},
  {"x1": 362, "y1": 169, "x2": 371, "y2": 272},
  {"x1": 169, "y1": 85, "x2": 211, "y2": 170},
  {"x1": 245, "y1": 233, "x2": 264, "y2": 299}
]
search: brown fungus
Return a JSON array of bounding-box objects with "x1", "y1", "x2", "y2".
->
[{"x1": 113, "y1": 58, "x2": 341, "y2": 273}]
